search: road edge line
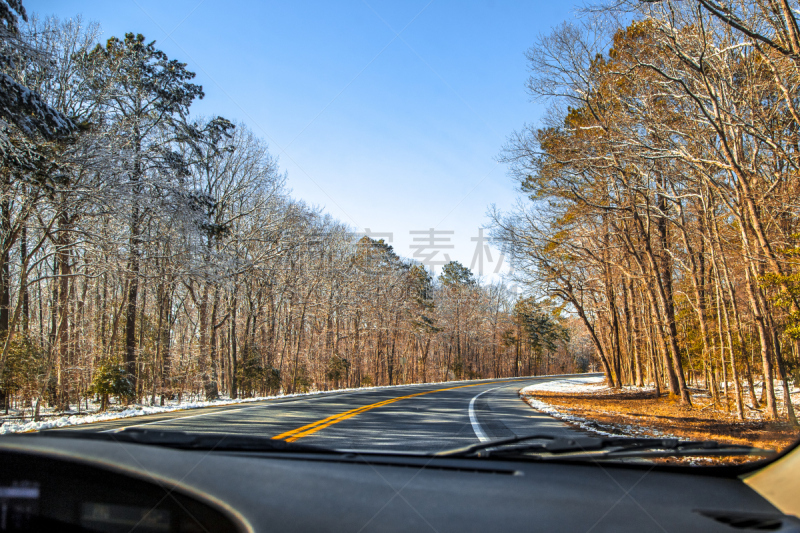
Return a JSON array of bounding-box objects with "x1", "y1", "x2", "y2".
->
[{"x1": 469, "y1": 387, "x2": 500, "y2": 442}]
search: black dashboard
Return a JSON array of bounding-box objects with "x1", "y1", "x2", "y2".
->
[{"x1": 1, "y1": 434, "x2": 798, "y2": 532}]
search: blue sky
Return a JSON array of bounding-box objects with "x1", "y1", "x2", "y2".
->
[{"x1": 35, "y1": 0, "x2": 581, "y2": 280}]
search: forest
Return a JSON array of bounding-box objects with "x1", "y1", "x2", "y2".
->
[
  {"x1": 0, "y1": 4, "x2": 586, "y2": 418},
  {"x1": 493, "y1": 0, "x2": 800, "y2": 424},
  {"x1": 6, "y1": 0, "x2": 799, "y2": 429}
]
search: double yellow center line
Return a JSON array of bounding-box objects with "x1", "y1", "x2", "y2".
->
[{"x1": 272, "y1": 380, "x2": 524, "y2": 442}]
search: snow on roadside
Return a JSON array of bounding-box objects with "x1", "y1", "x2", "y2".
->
[
  {"x1": 522, "y1": 375, "x2": 606, "y2": 394},
  {"x1": 519, "y1": 376, "x2": 681, "y2": 439}
]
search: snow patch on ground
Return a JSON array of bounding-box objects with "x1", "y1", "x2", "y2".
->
[{"x1": 522, "y1": 375, "x2": 606, "y2": 394}]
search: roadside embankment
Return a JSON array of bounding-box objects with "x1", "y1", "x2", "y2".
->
[{"x1": 520, "y1": 377, "x2": 798, "y2": 456}]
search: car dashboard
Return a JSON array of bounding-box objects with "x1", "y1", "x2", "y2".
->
[{"x1": 0, "y1": 434, "x2": 798, "y2": 532}]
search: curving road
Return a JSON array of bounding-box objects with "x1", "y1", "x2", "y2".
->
[{"x1": 54, "y1": 374, "x2": 600, "y2": 452}]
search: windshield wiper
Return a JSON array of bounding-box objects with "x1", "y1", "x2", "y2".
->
[
  {"x1": 436, "y1": 434, "x2": 777, "y2": 461},
  {"x1": 32, "y1": 428, "x2": 335, "y2": 454}
]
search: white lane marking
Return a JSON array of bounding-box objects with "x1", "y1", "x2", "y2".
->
[{"x1": 469, "y1": 387, "x2": 500, "y2": 442}]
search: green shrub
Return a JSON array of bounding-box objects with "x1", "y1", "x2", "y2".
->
[
  {"x1": 0, "y1": 334, "x2": 45, "y2": 405},
  {"x1": 89, "y1": 359, "x2": 134, "y2": 409},
  {"x1": 325, "y1": 355, "x2": 350, "y2": 385}
]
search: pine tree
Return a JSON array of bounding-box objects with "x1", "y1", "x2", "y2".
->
[{"x1": 80, "y1": 33, "x2": 203, "y2": 396}]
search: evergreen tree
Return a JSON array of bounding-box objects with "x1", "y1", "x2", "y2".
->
[{"x1": 80, "y1": 33, "x2": 203, "y2": 394}]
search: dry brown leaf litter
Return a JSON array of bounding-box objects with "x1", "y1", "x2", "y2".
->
[{"x1": 521, "y1": 385, "x2": 799, "y2": 463}]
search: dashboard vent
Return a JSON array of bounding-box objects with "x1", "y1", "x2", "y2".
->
[{"x1": 696, "y1": 509, "x2": 800, "y2": 531}]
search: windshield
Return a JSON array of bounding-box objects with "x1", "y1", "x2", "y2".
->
[{"x1": 0, "y1": 0, "x2": 798, "y2": 468}]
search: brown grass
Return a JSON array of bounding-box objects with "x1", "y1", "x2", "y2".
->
[{"x1": 521, "y1": 385, "x2": 799, "y2": 462}]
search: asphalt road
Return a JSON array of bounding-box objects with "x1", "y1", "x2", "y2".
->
[{"x1": 55, "y1": 374, "x2": 600, "y2": 453}]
